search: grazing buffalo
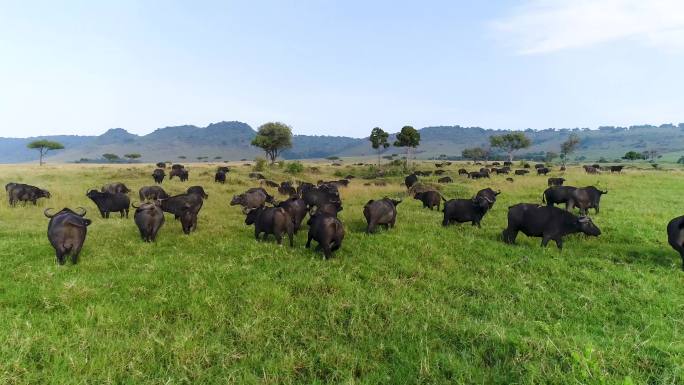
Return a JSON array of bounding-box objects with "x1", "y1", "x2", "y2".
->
[
  {"x1": 156, "y1": 162, "x2": 166, "y2": 168},
  {"x1": 438, "y1": 176, "x2": 453, "y2": 184},
  {"x1": 434, "y1": 170, "x2": 446, "y2": 175},
  {"x1": 468, "y1": 171, "x2": 489, "y2": 179},
  {"x1": 231, "y1": 188, "x2": 275, "y2": 210},
  {"x1": 492, "y1": 162, "x2": 500, "y2": 166},
  {"x1": 152, "y1": 168, "x2": 165, "y2": 184},
  {"x1": 435, "y1": 163, "x2": 444, "y2": 168},
  {"x1": 244, "y1": 206, "x2": 294, "y2": 246},
  {"x1": 569, "y1": 186, "x2": 607, "y2": 215},
  {"x1": 583, "y1": 165, "x2": 600, "y2": 174},
  {"x1": 186, "y1": 186, "x2": 208, "y2": 199},
  {"x1": 504, "y1": 161, "x2": 513, "y2": 167},
  {"x1": 139, "y1": 186, "x2": 169, "y2": 201},
  {"x1": 278, "y1": 182, "x2": 297, "y2": 197},
  {"x1": 543, "y1": 186, "x2": 577, "y2": 210},
  {"x1": 458, "y1": 168, "x2": 469, "y2": 176},
  {"x1": 102, "y1": 182, "x2": 131, "y2": 195},
  {"x1": 277, "y1": 197, "x2": 308, "y2": 233},
  {"x1": 263, "y1": 180, "x2": 279, "y2": 188},
  {"x1": 249, "y1": 172, "x2": 266, "y2": 180},
  {"x1": 169, "y1": 166, "x2": 185, "y2": 180},
  {"x1": 179, "y1": 169, "x2": 189, "y2": 182},
  {"x1": 215, "y1": 171, "x2": 226, "y2": 184},
  {"x1": 537, "y1": 167, "x2": 550, "y2": 175},
  {"x1": 345, "y1": 174, "x2": 355, "y2": 179},
  {"x1": 442, "y1": 194, "x2": 494, "y2": 228},
  {"x1": 44, "y1": 207, "x2": 91, "y2": 265},
  {"x1": 514, "y1": 169, "x2": 529, "y2": 175},
  {"x1": 86, "y1": 189, "x2": 130, "y2": 218},
  {"x1": 523, "y1": 163, "x2": 531, "y2": 168},
  {"x1": 301, "y1": 185, "x2": 340, "y2": 209},
  {"x1": 666, "y1": 216, "x2": 684, "y2": 270},
  {"x1": 610, "y1": 165, "x2": 624, "y2": 173},
  {"x1": 414, "y1": 190, "x2": 445, "y2": 210},
  {"x1": 502, "y1": 204, "x2": 601, "y2": 249},
  {"x1": 160, "y1": 193, "x2": 203, "y2": 234},
  {"x1": 133, "y1": 201, "x2": 165, "y2": 242},
  {"x1": 493, "y1": 167, "x2": 510, "y2": 175},
  {"x1": 506, "y1": 177, "x2": 514, "y2": 182},
  {"x1": 404, "y1": 174, "x2": 418, "y2": 189},
  {"x1": 217, "y1": 166, "x2": 230, "y2": 173},
  {"x1": 560, "y1": 166, "x2": 566, "y2": 171},
  {"x1": 306, "y1": 213, "x2": 345, "y2": 259},
  {"x1": 7, "y1": 183, "x2": 50, "y2": 206},
  {"x1": 548, "y1": 177, "x2": 565, "y2": 186},
  {"x1": 534, "y1": 163, "x2": 545, "y2": 169},
  {"x1": 363, "y1": 198, "x2": 401, "y2": 233}
]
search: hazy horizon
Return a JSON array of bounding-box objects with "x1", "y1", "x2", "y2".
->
[{"x1": 2, "y1": 1, "x2": 684, "y2": 138}]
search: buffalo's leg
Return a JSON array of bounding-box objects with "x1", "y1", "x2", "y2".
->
[
  {"x1": 541, "y1": 236, "x2": 551, "y2": 247},
  {"x1": 554, "y1": 237, "x2": 563, "y2": 250},
  {"x1": 305, "y1": 234, "x2": 312, "y2": 248}
]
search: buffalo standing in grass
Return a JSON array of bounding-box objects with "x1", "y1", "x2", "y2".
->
[
  {"x1": 537, "y1": 167, "x2": 550, "y2": 175},
  {"x1": 161, "y1": 193, "x2": 204, "y2": 234},
  {"x1": 187, "y1": 186, "x2": 208, "y2": 199},
  {"x1": 102, "y1": 182, "x2": 131, "y2": 195},
  {"x1": 278, "y1": 182, "x2": 297, "y2": 197},
  {"x1": 502, "y1": 203, "x2": 601, "y2": 249},
  {"x1": 515, "y1": 170, "x2": 529, "y2": 176},
  {"x1": 152, "y1": 168, "x2": 165, "y2": 184},
  {"x1": 666, "y1": 216, "x2": 684, "y2": 270},
  {"x1": 548, "y1": 177, "x2": 565, "y2": 186},
  {"x1": 169, "y1": 165, "x2": 185, "y2": 180},
  {"x1": 363, "y1": 198, "x2": 401, "y2": 233},
  {"x1": 7, "y1": 183, "x2": 51, "y2": 206},
  {"x1": 156, "y1": 162, "x2": 166, "y2": 168},
  {"x1": 442, "y1": 194, "x2": 495, "y2": 228},
  {"x1": 133, "y1": 201, "x2": 165, "y2": 242},
  {"x1": 139, "y1": 186, "x2": 169, "y2": 201},
  {"x1": 458, "y1": 169, "x2": 468, "y2": 176},
  {"x1": 610, "y1": 165, "x2": 624, "y2": 173},
  {"x1": 438, "y1": 176, "x2": 453, "y2": 184},
  {"x1": 244, "y1": 206, "x2": 294, "y2": 246},
  {"x1": 44, "y1": 207, "x2": 91, "y2": 265},
  {"x1": 277, "y1": 197, "x2": 308, "y2": 233},
  {"x1": 306, "y1": 213, "x2": 345, "y2": 259},
  {"x1": 86, "y1": 189, "x2": 130, "y2": 218},
  {"x1": 414, "y1": 190, "x2": 445, "y2": 210},
  {"x1": 231, "y1": 187, "x2": 276, "y2": 210},
  {"x1": 568, "y1": 186, "x2": 607, "y2": 215},
  {"x1": 405, "y1": 174, "x2": 418, "y2": 189},
  {"x1": 215, "y1": 171, "x2": 226, "y2": 184},
  {"x1": 543, "y1": 186, "x2": 577, "y2": 210}
]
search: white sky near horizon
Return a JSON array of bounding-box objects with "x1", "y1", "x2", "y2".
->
[{"x1": 1, "y1": 0, "x2": 684, "y2": 138}]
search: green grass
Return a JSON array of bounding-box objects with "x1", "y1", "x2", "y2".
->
[{"x1": 0, "y1": 162, "x2": 682, "y2": 384}]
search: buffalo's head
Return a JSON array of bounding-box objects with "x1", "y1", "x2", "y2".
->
[{"x1": 578, "y1": 216, "x2": 601, "y2": 236}]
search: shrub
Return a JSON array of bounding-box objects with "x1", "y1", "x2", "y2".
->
[
  {"x1": 285, "y1": 161, "x2": 304, "y2": 174},
  {"x1": 254, "y1": 157, "x2": 267, "y2": 172}
]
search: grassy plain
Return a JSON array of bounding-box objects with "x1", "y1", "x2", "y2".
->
[{"x1": 0, "y1": 161, "x2": 682, "y2": 384}]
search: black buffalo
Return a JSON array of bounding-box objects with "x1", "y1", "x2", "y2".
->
[
  {"x1": 442, "y1": 193, "x2": 495, "y2": 228},
  {"x1": 548, "y1": 177, "x2": 565, "y2": 186},
  {"x1": 217, "y1": 166, "x2": 230, "y2": 173},
  {"x1": 152, "y1": 168, "x2": 165, "y2": 184},
  {"x1": 458, "y1": 168, "x2": 468, "y2": 176},
  {"x1": 169, "y1": 165, "x2": 185, "y2": 180},
  {"x1": 156, "y1": 162, "x2": 166, "y2": 168},
  {"x1": 301, "y1": 185, "x2": 340, "y2": 209},
  {"x1": 434, "y1": 170, "x2": 446, "y2": 175},
  {"x1": 502, "y1": 204, "x2": 601, "y2": 249},
  {"x1": 86, "y1": 190, "x2": 130, "y2": 218},
  {"x1": 468, "y1": 171, "x2": 489, "y2": 179},
  {"x1": 543, "y1": 186, "x2": 577, "y2": 210},
  {"x1": 610, "y1": 165, "x2": 624, "y2": 173},
  {"x1": 244, "y1": 206, "x2": 294, "y2": 246},
  {"x1": 7, "y1": 183, "x2": 50, "y2": 206},
  {"x1": 569, "y1": 186, "x2": 607, "y2": 215},
  {"x1": 139, "y1": 186, "x2": 169, "y2": 201},
  {"x1": 405, "y1": 174, "x2": 418, "y2": 189},
  {"x1": 133, "y1": 201, "x2": 165, "y2": 242},
  {"x1": 537, "y1": 167, "x2": 550, "y2": 175},
  {"x1": 249, "y1": 172, "x2": 266, "y2": 180},
  {"x1": 504, "y1": 161, "x2": 513, "y2": 167},
  {"x1": 438, "y1": 176, "x2": 453, "y2": 183},
  {"x1": 44, "y1": 207, "x2": 91, "y2": 265},
  {"x1": 278, "y1": 182, "x2": 297, "y2": 197},
  {"x1": 514, "y1": 170, "x2": 529, "y2": 175},
  {"x1": 534, "y1": 163, "x2": 545, "y2": 169},
  {"x1": 160, "y1": 193, "x2": 203, "y2": 234},
  {"x1": 363, "y1": 198, "x2": 401, "y2": 233},
  {"x1": 102, "y1": 182, "x2": 131, "y2": 194},
  {"x1": 187, "y1": 186, "x2": 208, "y2": 199},
  {"x1": 306, "y1": 213, "x2": 345, "y2": 259},
  {"x1": 666, "y1": 216, "x2": 684, "y2": 270},
  {"x1": 414, "y1": 190, "x2": 445, "y2": 210},
  {"x1": 215, "y1": 171, "x2": 226, "y2": 184},
  {"x1": 231, "y1": 188, "x2": 276, "y2": 210},
  {"x1": 277, "y1": 197, "x2": 308, "y2": 233}
]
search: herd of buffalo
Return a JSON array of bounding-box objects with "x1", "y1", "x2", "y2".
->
[{"x1": 4, "y1": 161, "x2": 684, "y2": 269}]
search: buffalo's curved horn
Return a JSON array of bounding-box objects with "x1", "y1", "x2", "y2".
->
[
  {"x1": 601, "y1": 189, "x2": 608, "y2": 194},
  {"x1": 483, "y1": 196, "x2": 494, "y2": 203},
  {"x1": 75, "y1": 207, "x2": 87, "y2": 216},
  {"x1": 131, "y1": 203, "x2": 140, "y2": 209},
  {"x1": 43, "y1": 208, "x2": 56, "y2": 218},
  {"x1": 578, "y1": 216, "x2": 590, "y2": 223},
  {"x1": 495, "y1": 190, "x2": 501, "y2": 195},
  {"x1": 241, "y1": 206, "x2": 250, "y2": 214}
]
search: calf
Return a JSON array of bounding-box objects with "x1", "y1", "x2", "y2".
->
[
  {"x1": 161, "y1": 193, "x2": 204, "y2": 234},
  {"x1": 86, "y1": 189, "x2": 130, "y2": 218},
  {"x1": 133, "y1": 201, "x2": 165, "y2": 242},
  {"x1": 44, "y1": 207, "x2": 91, "y2": 264},
  {"x1": 306, "y1": 213, "x2": 345, "y2": 259},
  {"x1": 244, "y1": 206, "x2": 294, "y2": 246},
  {"x1": 610, "y1": 165, "x2": 624, "y2": 173},
  {"x1": 502, "y1": 203, "x2": 601, "y2": 249},
  {"x1": 666, "y1": 216, "x2": 684, "y2": 270},
  {"x1": 413, "y1": 190, "x2": 445, "y2": 210},
  {"x1": 363, "y1": 198, "x2": 401, "y2": 233}
]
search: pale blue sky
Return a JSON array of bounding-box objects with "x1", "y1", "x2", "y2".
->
[{"x1": 2, "y1": 0, "x2": 684, "y2": 138}]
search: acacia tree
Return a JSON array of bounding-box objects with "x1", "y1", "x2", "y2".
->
[
  {"x1": 369, "y1": 127, "x2": 390, "y2": 165},
  {"x1": 560, "y1": 133, "x2": 580, "y2": 167},
  {"x1": 251, "y1": 122, "x2": 293, "y2": 163},
  {"x1": 124, "y1": 153, "x2": 141, "y2": 162},
  {"x1": 489, "y1": 132, "x2": 531, "y2": 162},
  {"x1": 27, "y1": 140, "x2": 64, "y2": 166},
  {"x1": 393, "y1": 125, "x2": 421, "y2": 166},
  {"x1": 102, "y1": 153, "x2": 120, "y2": 162},
  {"x1": 462, "y1": 147, "x2": 487, "y2": 162}
]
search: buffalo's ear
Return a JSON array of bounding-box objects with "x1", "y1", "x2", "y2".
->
[
  {"x1": 84, "y1": 219, "x2": 92, "y2": 226},
  {"x1": 495, "y1": 190, "x2": 501, "y2": 195}
]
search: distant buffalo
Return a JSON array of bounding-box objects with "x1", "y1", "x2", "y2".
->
[
  {"x1": 610, "y1": 165, "x2": 624, "y2": 173},
  {"x1": 102, "y1": 183, "x2": 131, "y2": 195},
  {"x1": 44, "y1": 207, "x2": 91, "y2": 264},
  {"x1": 438, "y1": 176, "x2": 453, "y2": 184},
  {"x1": 215, "y1": 171, "x2": 226, "y2": 184},
  {"x1": 502, "y1": 204, "x2": 601, "y2": 249},
  {"x1": 139, "y1": 186, "x2": 169, "y2": 201},
  {"x1": 152, "y1": 169, "x2": 165, "y2": 184},
  {"x1": 548, "y1": 177, "x2": 565, "y2": 186},
  {"x1": 458, "y1": 168, "x2": 468, "y2": 176},
  {"x1": 404, "y1": 174, "x2": 418, "y2": 189},
  {"x1": 156, "y1": 162, "x2": 166, "y2": 168},
  {"x1": 363, "y1": 198, "x2": 401, "y2": 233},
  {"x1": 7, "y1": 183, "x2": 50, "y2": 206},
  {"x1": 537, "y1": 167, "x2": 550, "y2": 175},
  {"x1": 514, "y1": 170, "x2": 529, "y2": 176},
  {"x1": 583, "y1": 165, "x2": 600, "y2": 174}
]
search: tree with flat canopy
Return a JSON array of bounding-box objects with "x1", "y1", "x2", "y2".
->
[
  {"x1": 251, "y1": 122, "x2": 293, "y2": 164},
  {"x1": 369, "y1": 127, "x2": 390, "y2": 165},
  {"x1": 27, "y1": 140, "x2": 64, "y2": 166},
  {"x1": 102, "y1": 153, "x2": 120, "y2": 162},
  {"x1": 489, "y1": 132, "x2": 531, "y2": 162},
  {"x1": 393, "y1": 125, "x2": 421, "y2": 166},
  {"x1": 124, "y1": 153, "x2": 141, "y2": 162}
]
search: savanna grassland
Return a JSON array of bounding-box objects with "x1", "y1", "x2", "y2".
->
[{"x1": 0, "y1": 161, "x2": 682, "y2": 385}]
